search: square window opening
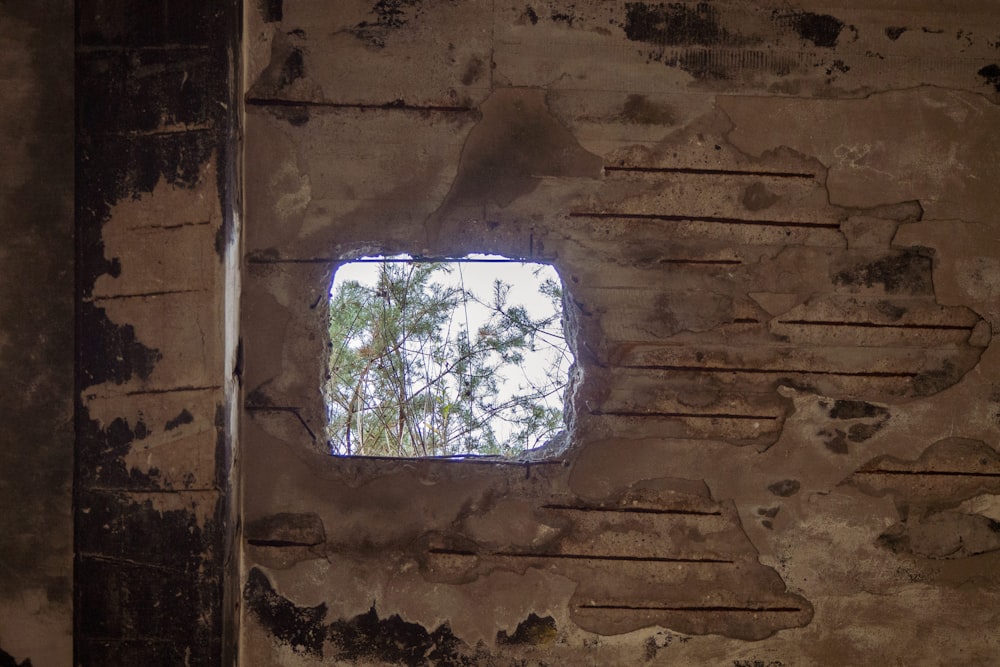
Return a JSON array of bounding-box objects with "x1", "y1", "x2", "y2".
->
[{"x1": 325, "y1": 254, "x2": 574, "y2": 459}]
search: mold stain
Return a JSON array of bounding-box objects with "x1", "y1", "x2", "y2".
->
[
  {"x1": 623, "y1": 2, "x2": 732, "y2": 46},
  {"x1": 832, "y1": 248, "x2": 934, "y2": 294},
  {"x1": 774, "y1": 11, "x2": 845, "y2": 48},
  {"x1": 741, "y1": 182, "x2": 779, "y2": 211},
  {"x1": 165, "y1": 409, "x2": 194, "y2": 431},
  {"x1": 260, "y1": 0, "x2": 283, "y2": 23},
  {"x1": 828, "y1": 400, "x2": 888, "y2": 421},
  {"x1": 354, "y1": 0, "x2": 423, "y2": 47},
  {"x1": 620, "y1": 94, "x2": 676, "y2": 125},
  {"x1": 460, "y1": 57, "x2": 484, "y2": 86},
  {"x1": 884, "y1": 26, "x2": 908, "y2": 41},
  {"x1": 767, "y1": 479, "x2": 801, "y2": 497},
  {"x1": 277, "y1": 48, "x2": 305, "y2": 89},
  {"x1": 977, "y1": 64, "x2": 1000, "y2": 92}
]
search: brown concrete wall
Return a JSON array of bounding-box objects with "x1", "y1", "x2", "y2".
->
[
  {"x1": 0, "y1": 1, "x2": 74, "y2": 664},
  {"x1": 241, "y1": 0, "x2": 1000, "y2": 665}
]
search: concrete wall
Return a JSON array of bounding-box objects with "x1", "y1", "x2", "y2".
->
[
  {"x1": 73, "y1": 0, "x2": 241, "y2": 664},
  {"x1": 241, "y1": 0, "x2": 1000, "y2": 665},
  {"x1": 0, "y1": 2, "x2": 74, "y2": 664}
]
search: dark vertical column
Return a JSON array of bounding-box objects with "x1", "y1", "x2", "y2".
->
[
  {"x1": 74, "y1": 0, "x2": 241, "y2": 665},
  {"x1": 0, "y1": 1, "x2": 75, "y2": 665}
]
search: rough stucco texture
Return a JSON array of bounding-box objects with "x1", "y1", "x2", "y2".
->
[
  {"x1": 0, "y1": 2, "x2": 74, "y2": 665},
  {"x1": 242, "y1": 0, "x2": 1000, "y2": 664}
]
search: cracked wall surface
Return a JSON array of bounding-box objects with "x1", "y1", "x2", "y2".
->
[
  {"x1": 241, "y1": 0, "x2": 1000, "y2": 664},
  {"x1": 237, "y1": 0, "x2": 1000, "y2": 664}
]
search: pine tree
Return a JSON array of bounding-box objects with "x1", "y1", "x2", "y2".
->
[{"x1": 325, "y1": 260, "x2": 568, "y2": 457}]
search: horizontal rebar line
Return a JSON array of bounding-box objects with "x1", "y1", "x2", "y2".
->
[
  {"x1": 91, "y1": 288, "x2": 203, "y2": 301},
  {"x1": 577, "y1": 604, "x2": 803, "y2": 613},
  {"x1": 128, "y1": 220, "x2": 211, "y2": 231},
  {"x1": 590, "y1": 410, "x2": 778, "y2": 420},
  {"x1": 658, "y1": 258, "x2": 742, "y2": 265},
  {"x1": 245, "y1": 96, "x2": 476, "y2": 113},
  {"x1": 429, "y1": 548, "x2": 732, "y2": 564},
  {"x1": 855, "y1": 469, "x2": 1000, "y2": 478},
  {"x1": 604, "y1": 165, "x2": 815, "y2": 179},
  {"x1": 541, "y1": 504, "x2": 722, "y2": 517},
  {"x1": 621, "y1": 364, "x2": 917, "y2": 378},
  {"x1": 246, "y1": 539, "x2": 322, "y2": 548},
  {"x1": 568, "y1": 211, "x2": 840, "y2": 229},
  {"x1": 124, "y1": 385, "x2": 220, "y2": 396},
  {"x1": 77, "y1": 43, "x2": 212, "y2": 53},
  {"x1": 81, "y1": 487, "x2": 219, "y2": 495},
  {"x1": 780, "y1": 319, "x2": 974, "y2": 331}
]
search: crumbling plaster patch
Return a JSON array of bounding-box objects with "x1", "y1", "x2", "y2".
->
[{"x1": 719, "y1": 87, "x2": 1000, "y2": 220}]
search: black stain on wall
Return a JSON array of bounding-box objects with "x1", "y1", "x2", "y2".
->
[
  {"x1": 0, "y1": 649, "x2": 31, "y2": 667},
  {"x1": 245, "y1": 568, "x2": 328, "y2": 655},
  {"x1": 78, "y1": 303, "x2": 161, "y2": 388},
  {"x1": 776, "y1": 11, "x2": 845, "y2": 48},
  {"x1": 278, "y1": 48, "x2": 305, "y2": 88},
  {"x1": 551, "y1": 9, "x2": 578, "y2": 27},
  {"x1": 848, "y1": 423, "x2": 881, "y2": 443},
  {"x1": 354, "y1": 0, "x2": 423, "y2": 47},
  {"x1": 261, "y1": 0, "x2": 283, "y2": 22},
  {"x1": 767, "y1": 479, "x2": 800, "y2": 497},
  {"x1": 165, "y1": 409, "x2": 195, "y2": 431},
  {"x1": 828, "y1": 400, "x2": 888, "y2": 421},
  {"x1": 623, "y1": 2, "x2": 731, "y2": 46},
  {"x1": 76, "y1": 415, "x2": 160, "y2": 489},
  {"x1": 820, "y1": 428, "x2": 848, "y2": 454},
  {"x1": 833, "y1": 248, "x2": 934, "y2": 295},
  {"x1": 977, "y1": 64, "x2": 1000, "y2": 92},
  {"x1": 884, "y1": 26, "x2": 907, "y2": 41},
  {"x1": 329, "y1": 607, "x2": 472, "y2": 666}
]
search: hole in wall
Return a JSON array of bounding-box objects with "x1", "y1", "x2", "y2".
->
[{"x1": 325, "y1": 254, "x2": 573, "y2": 459}]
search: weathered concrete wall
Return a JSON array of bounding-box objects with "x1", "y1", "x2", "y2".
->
[
  {"x1": 74, "y1": 0, "x2": 241, "y2": 664},
  {"x1": 241, "y1": 0, "x2": 1000, "y2": 664},
  {"x1": 0, "y1": 1, "x2": 74, "y2": 664}
]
